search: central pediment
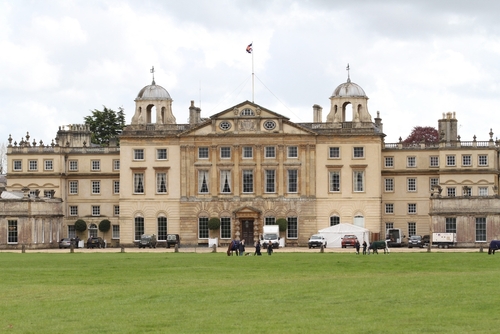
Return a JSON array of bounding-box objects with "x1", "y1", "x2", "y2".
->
[{"x1": 179, "y1": 101, "x2": 316, "y2": 137}]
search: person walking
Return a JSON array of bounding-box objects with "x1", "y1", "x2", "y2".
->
[
  {"x1": 238, "y1": 239, "x2": 246, "y2": 256},
  {"x1": 362, "y1": 241, "x2": 367, "y2": 255},
  {"x1": 267, "y1": 242, "x2": 273, "y2": 255},
  {"x1": 355, "y1": 240, "x2": 360, "y2": 254},
  {"x1": 254, "y1": 240, "x2": 262, "y2": 256}
]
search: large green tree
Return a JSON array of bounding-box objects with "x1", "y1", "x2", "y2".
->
[
  {"x1": 403, "y1": 126, "x2": 439, "y2": 144},
  {"x1": 84, "y1": 106, "x2": 126, "y2": 146}
]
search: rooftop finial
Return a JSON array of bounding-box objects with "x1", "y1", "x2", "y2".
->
[
  {"x1": 346, "y1": 63, "x2": 351, "y2": 83},
  {"x1": 150, "y1": 66, "x2": 155, "y2": 85}
]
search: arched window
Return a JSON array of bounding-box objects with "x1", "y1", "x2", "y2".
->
[
  {"x1": 220, "y1": 217, "x2": 231, "y2": 239},
  {"x1": 354, "y1": 215, "x2": 365, "y2": 228},
  {"x1": 134, "y1": 216, "x2": 144, "y2": 241},
  {"x1": 330, "y1": 215, "x2": 340, "y2": 226},
  {"x1": 198, "y1": 216, "x2": 209, "y2": 239},
  {"x1": 89, "y1": 223, "x2": 98, "y2": 238},
  {"x1": 343, "y1": 102, "x2": 352, "y2": 121},
  {"x1": 157, "y1": 216, "x2": 167, "y2": 241},
  {"x1": 146, "y1": 104, "x2": 156, "y2": 123}
]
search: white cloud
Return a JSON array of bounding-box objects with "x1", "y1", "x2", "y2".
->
[{"x1": 2, "y1": 0, "x2": 500, "y2": 147}]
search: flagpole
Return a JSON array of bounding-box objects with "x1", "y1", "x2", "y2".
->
[
  {"x1": 252, "y1": 45, "x2": 254, "y2": 103},
  {"x1": 246, "y1": 42, "x2": 254, "y2": 102}
]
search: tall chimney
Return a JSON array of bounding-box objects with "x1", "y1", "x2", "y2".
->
[
  {"x1": 313, "y1": 104, "x2": 322, "y2": 123},
  {"x1": 189, "y1": 101, "x2": 197, "y2": 125}
]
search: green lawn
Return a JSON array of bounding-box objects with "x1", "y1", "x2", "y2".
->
[{"x1": 0, "y1": 251, "x2": 498, "y2": 333}]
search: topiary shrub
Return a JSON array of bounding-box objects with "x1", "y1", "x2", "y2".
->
[
  {"x1": 99, "y1": 219, "x2": 111, "y2": 232},
  {"x1": 276, "y1": 218, "x2": 287, "y2": 232},
  {"x1": 208, "y1": 217, "x2": 221, "y2": 230},
  {"x1": 75, "y1": 219, "x2": 87, "y2": 232}
]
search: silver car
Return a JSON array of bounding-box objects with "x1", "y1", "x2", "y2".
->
[{"x1": 59, "y1": 238, "x2": 73, "y2": 249}]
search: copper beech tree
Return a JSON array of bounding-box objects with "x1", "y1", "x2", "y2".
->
[{"x1": 402, "y1": 126, "x2": 439, "y2": 144}]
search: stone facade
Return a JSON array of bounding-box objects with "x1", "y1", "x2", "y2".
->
[
  {"x1": 0, "y1": 188, "x2": 63, "y2": 249},
  {"x1": 5, "y1": 77, "x2": 500, "y2": 248}
]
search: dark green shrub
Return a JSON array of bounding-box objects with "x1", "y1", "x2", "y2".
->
[
  {"x1": 208, "y1": 217, "x2": 221, "y2": 230},
  {"x1": 75, "y1": 219, "x2": 87, "y2": 232},
  {"x1": 99, "y1": 219, "x2": 111, "y2": 232},
  {"x1": 276, "y1": 218, "x2": 287, "y2": 232}
]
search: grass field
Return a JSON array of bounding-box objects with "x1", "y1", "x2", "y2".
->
[{"x1": 0, "y1": 251, "x2": 498, "y2": 333}]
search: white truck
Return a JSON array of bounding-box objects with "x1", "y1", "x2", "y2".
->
[
  {"x1": 432, "y1": 233, "x2": 456, "y2": 248},
  {"x1": 386, "y1": 228, "x2": 405, "y2": 247},
  {"x1": 261, "y1": 225, "x2": 280, "y2": 249}
]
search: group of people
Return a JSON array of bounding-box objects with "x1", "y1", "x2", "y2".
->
[
  {"x1": 253, "y1": 240, "x2": 273, "y2": 256},
  {"x1": 233, "y1": 239, "x2": 274, "y2": 256},
  {"x1": 354, "y1": 240, "x2": 390, "y2": 254},
  {"x1": 355, "y1": 240, "x2": 369, "y2": 255}
]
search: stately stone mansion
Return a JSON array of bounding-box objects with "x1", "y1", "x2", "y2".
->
[{"x1": 3, "y1": 76, "x2": 500, "y2": 249}]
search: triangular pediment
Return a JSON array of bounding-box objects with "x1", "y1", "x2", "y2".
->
[
  {"x1": 179, "y1": 101, "x2": 316, "y2": 137},
  {"x1": 234, "y1": 205, "x2": 262, "y2": 214}
]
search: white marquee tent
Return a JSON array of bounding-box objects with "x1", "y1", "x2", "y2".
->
[{"x1": 318, "y1": 223, "x2": 370, "y2": 248}]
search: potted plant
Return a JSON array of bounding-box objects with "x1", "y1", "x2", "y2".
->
[
  {"x1": 208, "y1": 217, "x2": 221, "y2": 238},
  {"x1": 276, "y1": 218, "x2": 287, "y2": 245}
]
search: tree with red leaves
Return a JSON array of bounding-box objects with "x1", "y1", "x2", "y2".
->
[{"x1": 403, "y1": 126, "x2": 439, "y2": 144}]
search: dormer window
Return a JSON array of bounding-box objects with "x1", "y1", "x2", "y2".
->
[{"x1": 241, "y1": 108, "x2": 254, "y2": 116}]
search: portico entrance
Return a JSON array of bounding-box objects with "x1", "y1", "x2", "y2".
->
[
  {"x1": 233, "y1": 206, "x2": 262, "y2": 244},
  {"x1": 241, "y1": 219, "x2": 254, "y2": 243}
]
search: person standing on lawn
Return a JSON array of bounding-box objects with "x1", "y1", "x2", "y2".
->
[
  {"x1": 254, "y1": 240, "x2": 261, "y2": 256},
  {"x1": 267, "y1": 242, "x2": 273, "y2": 255},
  {"x1": 238, "y1": 239, "x2": 245, "y2": 256}
]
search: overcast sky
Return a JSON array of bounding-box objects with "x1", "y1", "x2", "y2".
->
[{"x1": 2, "y1": 0, "x2": 500, "y2": 147}]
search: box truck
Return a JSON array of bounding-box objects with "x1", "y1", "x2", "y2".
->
[
  {"x1": 261, "y1": 225, "x2": 280, "y2": 249},
  {"x1": 432, "y1": 233, "x2": 456, "y2": 248}
]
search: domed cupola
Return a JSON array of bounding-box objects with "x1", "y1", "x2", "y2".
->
[
  {"x1": 331, "y1": 78, "x2": 367, "y2": 98},
  {"x1": 326, "y1": 66, "x2": 372, "y2": 124},
  {"x1": 131, "y1": 68, "x2": 176, "y2": 125},
  {"x1": 136, "y1": 80, "x2": 172, "y2": 100}
]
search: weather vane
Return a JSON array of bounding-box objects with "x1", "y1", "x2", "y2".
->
[
  {"x1": 346, "y1": 63, "x2": 350, "y2": 82},
  {"x1": 150, "y1": 66, "x2": 155, "y2": 85}
]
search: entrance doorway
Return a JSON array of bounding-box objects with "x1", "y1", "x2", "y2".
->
[{"x1": 241, "y1": 220, "x2": 254, "y2": 244}]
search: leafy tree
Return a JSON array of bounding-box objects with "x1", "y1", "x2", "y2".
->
[
  {"x1": 75, "y1": 219, "x2": 87, "y2": 232},
  {"x1": 84, "y1": 106, "x2": 126, "y2": 146},
  {"x1": 208, "y1": 217, "x2": 221, "y2": 230},
  {"x1": 276, "y1": 218, "x2": 288, "y2": 232},
  {"x1": 403, "y1": 126, "x2": 439, "y2": 144},
  {"x1": 99, "y1": 219, "x2": 111, "y2": 232}
]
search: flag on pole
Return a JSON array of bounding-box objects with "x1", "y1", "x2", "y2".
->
[{"x1": 246, "y1": 43, "x2": 253, "y2": 53}]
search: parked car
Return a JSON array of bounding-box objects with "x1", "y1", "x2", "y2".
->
[
  {"x1": 59, "y1": 238, "x2": 73, "y2": 249},
  {"x1": 408, "y1": 235, "x2": 424, "y2": 248},
  {"x1": 166, "y1": 234, "x2": 180, "y2": 248},
  {"x1": 308, "y1": 234, "x2": 327, "y2": 249},
  {"x1": 138, "y1": 234, "x2": 157, "y2": 249},
  {"x1": 341, "y1": 235, "x2": 358, "y2": 248},
  {"x1": 87, "y1": 237, "x2": 105, "y2": 249}
]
